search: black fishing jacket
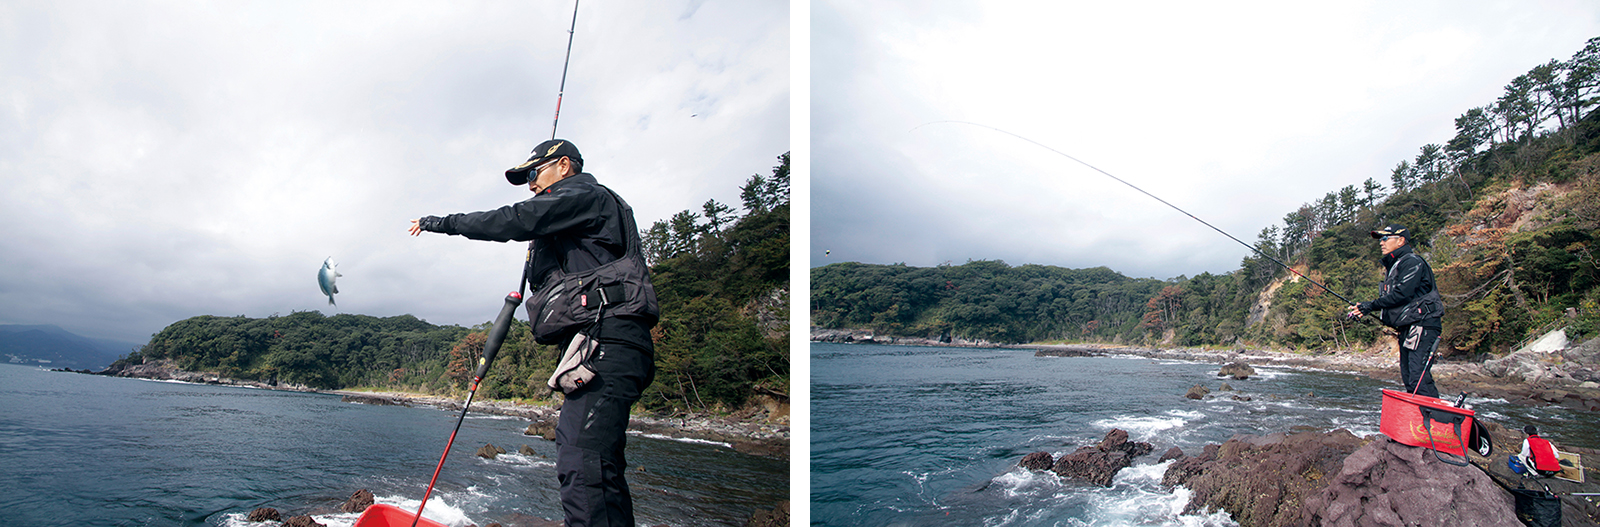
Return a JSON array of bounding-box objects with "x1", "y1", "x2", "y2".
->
[
  {"x1": 420, "y1": 173, "x2": 659, "y2": 334},
  {"x1": 1359, "y1": 244, "x2": 1443, "y2": 329}
]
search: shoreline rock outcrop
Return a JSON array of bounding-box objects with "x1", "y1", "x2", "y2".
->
[
  {"x1": 1019, "y1": 429, "x2": 1153, "y2": 487},
  {"x1": 1218, "y1": 361, "x2": 1256, "y2": 380},
  {"x1": 1162, "y1": 430, "x2": 1365, "y2": 527},
  {"x1": 338, "y1": 489, "x2": 374, "y2": 514},
  {"x1": 1302, "y1": 435, "x2": 1518, "y2": 527},
  {"x1": 1160, "y1": 428, "x2": 1600, "y2": 527}
]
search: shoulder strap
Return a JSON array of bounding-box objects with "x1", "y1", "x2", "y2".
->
[{"x1": 595, "y1": 184, "x2": 643, "y2": 260}]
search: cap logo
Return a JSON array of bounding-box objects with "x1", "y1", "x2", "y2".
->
[{"x1": 546, "y1": 141, "x2": 564, "y2": 156}]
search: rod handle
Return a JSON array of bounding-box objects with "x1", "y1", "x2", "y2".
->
[{"x1": 473, "y1": 292, "x2": 524, "y2": 384}]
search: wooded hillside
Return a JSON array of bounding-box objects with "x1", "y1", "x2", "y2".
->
[{"x1": 813, "y1": 38, "x2": 1600, "y2": 358}]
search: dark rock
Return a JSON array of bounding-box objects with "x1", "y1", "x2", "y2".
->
[
  {"x1": 1019, "y1": 451, "x2": 1054, "y2": 471},
  {"x1": 1158, "y1": 447, "x2": 1185, "y2": 463},
  {"x1": 476, "y1": 443, "x2": 507, "y2": 459},
  {"x1": 1219, "y1": 361, "x2": 1256, "y2": 380},
  {"x1": 1303, "y1": 435, "x2": 1518, "y2": 527},
  {"x1": 1185, "y1": 384, "x2": 1210, "y2": 400},
  {"x1": 339, "y1": 489, "x2": 374, "y2": 513},
  {"x1": 1162, "y1": 429, "x2": 1363, "y2": 527},
  {"x1": 283, "y1": 516, "x2": 326, "y2": 527},
  {"x1": 1051, "y1": 429, "x2": 1153, "y2": 487},
  {"x1": 1034, "y1": 347, "x2": 1101, "y2": 357},
  {"x1": 341, "y1": 394, "x2": 408, "y2": 407},
  {"x1": 744, "y1": 500, "x2": 789, "y2": 527},
  {"x1": 525, "y1": 420, "x2": 557, "y2": 441},
  {"x1": 246, "y1": 507, "x2": 280, "y2": 522},
  {"x1": 519, "y1": 444, "x2": 536, "y2": 456}
]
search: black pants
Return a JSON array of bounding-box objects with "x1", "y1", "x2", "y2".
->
[
  {"x1": 555, "y1": 319, "x2": 654, "y2": 527},
  {"x1": 1398, "y1": 324, "x2": 1440, "y2": 398}
]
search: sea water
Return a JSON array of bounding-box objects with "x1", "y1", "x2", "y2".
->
[
  {"x1": 810, "y1": 342, "x2": 1597, "y2": 526},
  {"x1": 0, "y1": 363, "x2": 785, "y2": 526}
]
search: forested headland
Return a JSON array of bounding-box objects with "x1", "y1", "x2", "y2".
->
[
  {"x1": 814, "y1": 38, "x2": 1600, "y2": 359},
  {"x1": 107, "y1": 153, "x2": 790, "y2": 414}
]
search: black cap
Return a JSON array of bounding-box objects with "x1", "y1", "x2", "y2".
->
[
  {"x1": 1369, "y1": 224, "x2": 1409, "y2": 240},
  {"x1": 506, "y1": 139, "x2": 582, "y2": 185},
  {"x1": 1524, "y1": 425, "x2": 1538, "y2": 436}
]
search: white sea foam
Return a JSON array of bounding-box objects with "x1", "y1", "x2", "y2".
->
[
  {"x1": 492, "y1": 452, "x2": 555, "y2": 468},
  {"x1": 629, "y1": 431, "x2": 733, "y2": 448},
  {"x1": 1112, "y1": 460, "x2": 1173, "y2": 487},
  {"x1": 1061, "y1": 469, "x2": 1239, "y2": 527},
  {"x1": 991, "y1": 466, "x2": 1063, "y2": 499},
  {"x1": 1092, "y1": 411, "x2": 1194, "y2": 442},
  {"x1": 1217, "y1": 365, "x2": 1290, "y2": 380}
]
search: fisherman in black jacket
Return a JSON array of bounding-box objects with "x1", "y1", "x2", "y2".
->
[
  {"x1": 410, "y1": 139, "x2": 658, "y2": 527},
  {"x1": 1347, "y1": 224, "x2": 1445, "y2": 398}
]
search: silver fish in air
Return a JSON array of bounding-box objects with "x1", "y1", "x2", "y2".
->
[{"x1": 318, "y1": 257, "x2": 342, "y2": 306}]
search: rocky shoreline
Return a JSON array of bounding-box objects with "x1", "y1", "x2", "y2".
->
[
  {"x1": 813, "y1": 326, "x2": 1600, "y2": 411},
  {"x1": 89, "y1": 360, "x2": 788, "y2": 458},
  {"x1": 332, "y1": 390, "x2": 789, "y2": 458},
  {"x1": 1019, "y1": 339, "x2": 1600, "y2": 412}
]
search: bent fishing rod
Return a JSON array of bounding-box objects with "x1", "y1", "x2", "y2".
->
[
  {"x1": 550, "y1": 0, "x2": 580, "y2": 140},
  {"x1": 915, "y1": 120, "x2": 1361, "y2": 309}
]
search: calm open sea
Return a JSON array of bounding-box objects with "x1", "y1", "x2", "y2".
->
[
  {"x1": 810, "y1": 342, "x2": 1597, "y2": 526},
  {"x1": 0, "y1": 363, "x2": 785, "y2": 527}
]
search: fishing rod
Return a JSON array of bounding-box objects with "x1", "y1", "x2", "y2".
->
[
  {"x1": 914, "y1": 120, "x2": 1362, "y2": 308},
  {"x1": 409, "y1": 292, "x2": 523, "y2": 527},
  {"x1": 550, "y1": 0, "x2": 580, "y2": 140}
]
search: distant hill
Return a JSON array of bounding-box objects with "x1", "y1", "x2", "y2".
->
[{"x1": 0, "y1": 325, "x2": 138, "y2": 369}]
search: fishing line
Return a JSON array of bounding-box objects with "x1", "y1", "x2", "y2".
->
[
  {"x1": 551, "y1": 0, "x2": 581, "y2": 140},
  {"x1": 912, "y1": 120, "x2": 1359, "y2": 307}
]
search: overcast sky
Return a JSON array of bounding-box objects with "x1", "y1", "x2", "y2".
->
[
  {"x1": 812, "y1": 1, "x2": 1599, "y2": 280},
  {"x1": 0, "y1": 1, "x2": 787, "y2": 345}
]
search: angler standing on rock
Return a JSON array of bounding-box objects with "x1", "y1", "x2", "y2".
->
[
  {"x1": 1347, "y1": 224, "x2": 1445, "y2": 398},
  {"x1": 409, "y1": 139, "x2": 659, "y2": 527}
]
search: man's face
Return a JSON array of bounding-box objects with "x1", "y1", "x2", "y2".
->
[
  {"x1": 1379, "y1": 235, "x2": 1404, "y2": 255},
  {"x1": 529, "y1": 157, "x2": 568, "y2": 193}
]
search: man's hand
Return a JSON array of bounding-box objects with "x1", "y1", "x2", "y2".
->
[
  {"x1": 1346, "y1": 304, "x2": 1364, "y2": 319},
  {"x1": 408, "y1": 218, "x2": 424, "y2": 236}
]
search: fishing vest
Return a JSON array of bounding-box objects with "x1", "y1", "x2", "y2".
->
[
  {"x1": 1379, "y1": 252, "x2": 1444, "y2": 328},
  {"x1": 1527, "y1": 436, "x2": 1560, "y2": 472},
  {"x1": 523, "y1": 185, "x2": 659, "y2": 345}
]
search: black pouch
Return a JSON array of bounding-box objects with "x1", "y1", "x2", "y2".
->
[
  {"x1": 1391, "y1": 289, "x2": 1444, "y2": 327},
  {"x1": 527, "y1": 261, "x2": 643, "y2": 344},
  {"x1": 1510, "y1": 483, "x2": 1561, "y2": 527}
]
